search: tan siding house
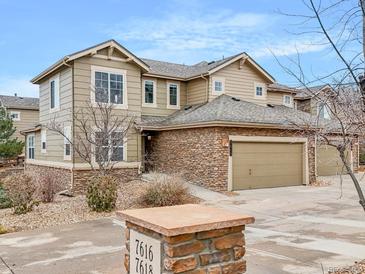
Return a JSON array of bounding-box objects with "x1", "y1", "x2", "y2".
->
[
  {"x1": 0, "y1": 94, "x2": 39, "y2": 142},
  {"x1": 22, "y1": 40, "x2": 358, "y2": 193}
]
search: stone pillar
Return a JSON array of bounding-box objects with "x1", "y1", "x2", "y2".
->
[{"x1": 118, "y1": 204, "x2": 255, "y2": 274}]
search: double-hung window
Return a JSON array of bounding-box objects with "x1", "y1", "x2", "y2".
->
[
  {"x1": 254, "y1": 83, "x2": 266, "y2": 99},
  {"x1": 167, "y1": 83, "x2": 180, "y2": 109},
  {"x1": 92, "y1": 66, "x2": 126, "y2": 107},
  {"x1": 212, "y1": 77, "x2": 225, "y2": 95},
  {"x1": 64, "y1": 126, "x2": 71, "y2": 160},
  {"x1": 283, "y1": 95, "x2": 293, "y2": 107},
  {"x1": 95, "y1": 131, "x2": 124, "y2": 163},
  {"x1": 143, "y1": 79, "x2": 156, "y2": 107},
  {"x1": 318, "y1": 102, "x2": 330, "y2": 119},
  {"x1": 49, "y1": 74, "x2": 60, "y2": 111},
  {"x1": 9, "y1": 111, "x2": 20, "y2": 121},
  {"x1": 27, "y1": 134, "x2": 35, "y2": 160}
]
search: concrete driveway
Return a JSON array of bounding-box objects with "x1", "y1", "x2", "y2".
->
[
  {"x1": 195, "y1": 174, "x2": 365, "y2": 273},
  {"x1": 0, "y1": 174, "x2": 364, "y2": 274}
]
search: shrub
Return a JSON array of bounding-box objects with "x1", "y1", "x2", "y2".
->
[
  {"x1": 139, "y1": 173, "x2": 191, "y2": 207},
  {"x1": 0, "y1": 184, "x2": 12, "y2": 209},
  {"x1": 0, "y1": 224, "x2": 8, "y2": 234},
  {"x1": 2, "y1": 174, "x2": 38, "y2": 214},
  {"x1": 86, "y1": 175, "x2": 118, "y2": 212},
  {"x1": 38, "y1": 170, "x2": 60, "y2": 203}
]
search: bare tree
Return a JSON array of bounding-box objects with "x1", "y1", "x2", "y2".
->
[
  {"x1": 47, "y1": 90, "x2": 135, "y2": 176},
  {"x1": 276, "y1": 0, "x2": 365, "y2": 211}
]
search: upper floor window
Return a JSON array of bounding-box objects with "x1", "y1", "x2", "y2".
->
[
  {"x1": 91, "y1": 66, "x2": 127, "y2": 108},
  {"x1": 143, "y1": 79, "x2": 156, "y2": 107},
  {"x1": 318, "y1": 102, "x2": 330, "y2": 119},
  {"x1": 254, "y1": 83, "x2": 266, "y2": 99},
  {"x1": 49, "y1": 74, "x2": 60, "y2": 111},
  {"x1": 212, "y1": 77, "x2": 225, "y2": 95},
  {"x1": 167, "y1": 82, "x2": 180, "y2": 109},
  {"x1": 41, "y1": 129, "x2": 47, "y2": 153},
  {"x1": 27, "y1": 134, "x2": 35, "y2": 160},
  {"x1": 10, "y1": 111, "x2": 20, "y2": 121},
  {"x1": 283, "y1": 95, "x2": 293, "y2": 107}
]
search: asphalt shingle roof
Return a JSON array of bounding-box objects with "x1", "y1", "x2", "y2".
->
[
  {"x1": 141, "y1": 94, "x2": 317, "y2": 129},
  {"x1": 0, "y1": 95, "x2": 39, "y2": 110},
  {"x1": 141, "y1": 53, "x2": 242, "y2": 79}
]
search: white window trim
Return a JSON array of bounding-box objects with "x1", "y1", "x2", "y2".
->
[
  {"x1": 41, "y1": 129, "x2": 47, "y2": 153},
  {"x1": 166, "y1": 82, "x2": 180, "y2": 109},
  {"x1": 49, "y1": 74, "x2": 60, "y2": 113},
  {"x1": 27, "y1": 134, "x2": 35, "y2": 160},
  {"x1": 317, "y1": 103, "x2": 331, "y2": 119},
  {"x1": 90, "y1": 65, "x2": 128, "y2": 110},
  {"x1": 64, "y1": 125, "x2": 72, "y2": 161},
  {"x1": 9, "y1": 111, "x2": 21, "y2": 121},
  {"x1": 212, "y1": 77, "x2": 225, "y2": 95},
  {"x1": 142, "y1": 79, "x2": 157, "y2": 108},
  {"x1": 254, "y1": 82, "x2": 267, "y2": 99},
  {"x1": 91, "y1": 129, "x2": 127, "y2": 166},
  {"x1": 283, "y1": 95, "x2": 293, "y2": 107}
]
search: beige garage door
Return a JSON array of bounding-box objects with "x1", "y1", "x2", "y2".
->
[
  {"x1": 232, "y1": 142, "x2": 304, "y2": 190},
  {"x1": 317, "y1": 145, "x2": 349, "y2": 176}
]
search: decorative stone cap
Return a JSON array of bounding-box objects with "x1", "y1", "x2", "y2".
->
[{"x1": 118, "y1": 204, "x2": 255, "y2": 236}]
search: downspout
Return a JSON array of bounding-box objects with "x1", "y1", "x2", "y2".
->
[
  {"x1": 200, "y1": 74, "x2": 209, "y2": 102},
  {"x1": 71, "y1": 60, "x2": 75, "y2": 191}
]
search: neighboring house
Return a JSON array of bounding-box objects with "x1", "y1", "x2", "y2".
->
[
  {"x1": 22, "y1": 40, "x2": 359, "y2": 193},
  {"x1": 0, "y1": 94, "x2": 39, "y2": 142}
]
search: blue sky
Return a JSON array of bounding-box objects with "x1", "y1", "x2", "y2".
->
[{"x1": 0, "y1": 0, "x2": 349, "y2": 97}]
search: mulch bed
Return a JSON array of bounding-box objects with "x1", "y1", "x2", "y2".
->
[
  {"x1": 0, "y1": 180, "x2": 200, "y2": 233},
  {"x1": 328, "y1": 260, "x2": 365, "y2": 274}
]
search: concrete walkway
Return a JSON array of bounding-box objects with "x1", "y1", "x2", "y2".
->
[{"x1": 0, "y1": 218, "x2": 126, "y2": 274}]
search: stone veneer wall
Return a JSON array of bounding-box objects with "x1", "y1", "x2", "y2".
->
[
  {"x1": 149, "y1": 126, "x2": 316, "y2": 191},
  {"x1": 25, "y1": 164, "x2": 140, "y2": 194},
  {"x1": 24, "y1": 164, "x2": 72, "y2": 191},
  {"x1": 72, "y1": 168, "x2": 140, "y2": 193},
  {"x1": 125, "y1": 221, "x2": 247, "y2": 274}
]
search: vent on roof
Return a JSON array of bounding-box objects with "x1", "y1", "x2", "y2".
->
[
  {"x1": 231, "y1": 97, "x2": 240, "y2": 102},
  {"x1": 267, "y1": 104, "x2": 275, "y2": 108},
  {"x1": 184, "y1": 105, "x2": 192, "y2": 111},
  {"x1": 208, "y1": 61, "x2": 215, "y2": 65}
]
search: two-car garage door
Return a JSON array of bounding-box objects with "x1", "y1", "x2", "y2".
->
[{"x1": 232, "y1": 142, "x2": 304, "y2": 190}]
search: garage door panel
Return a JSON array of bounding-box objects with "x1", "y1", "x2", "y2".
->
[
  {"x1": 232, "y1": 142, "x2": 304, "y2": 190},
  {"x1": 233, "y1": 144, "x2": 302, "y2": 154},
  {"x1": 232, "y1": 154, "x2": 302, "y2": 165},
  {"x1": 317, "y1": 145, "x2": 349, "y2": 176},
  {"x1": 234, "y1": 175, "x2": 302, "y2": 189}
]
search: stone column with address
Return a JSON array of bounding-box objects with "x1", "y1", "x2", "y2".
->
[{"x1": 118, "y1": 204, "x2": 255, "y2": 274}]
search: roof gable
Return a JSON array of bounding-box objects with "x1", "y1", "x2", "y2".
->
[{"x1": 31, "y1": 40, "x2": 149, "y2": 84}]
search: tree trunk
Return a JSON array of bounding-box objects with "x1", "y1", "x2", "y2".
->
[{"x1": 339, "y1": 150, "x2": 365, "y2": 212}]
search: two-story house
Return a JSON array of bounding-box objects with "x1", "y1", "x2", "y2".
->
[
  {"x1": 23, "y1": 40, "x2": 359, "y2": 192},
  {"x1": 0, "y1": 94, "x2": 39, "y2": 146}
]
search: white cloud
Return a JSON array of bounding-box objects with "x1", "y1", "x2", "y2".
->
[
  {"x1": 0, "y1": 75, "x2": 38, "y2": 98},
  {"x1": 252, "y1": 39, "x2": 328, "y2": 58},
  {"x1": 105, "y1": 8, "x2": 327, "y2": 64}
]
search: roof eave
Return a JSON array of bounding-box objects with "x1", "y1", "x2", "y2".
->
[{"x1": 138, "y1": 121, "x2": 304, "y2": 131}]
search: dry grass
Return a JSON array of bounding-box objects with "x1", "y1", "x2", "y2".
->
[{"x1": 138, "y1": 173, "x2": 198, "y2": 207}]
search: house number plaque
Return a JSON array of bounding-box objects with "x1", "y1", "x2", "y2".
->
[{"x1": 130, "y1": 229, "x2": 161, "y2": 274}]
